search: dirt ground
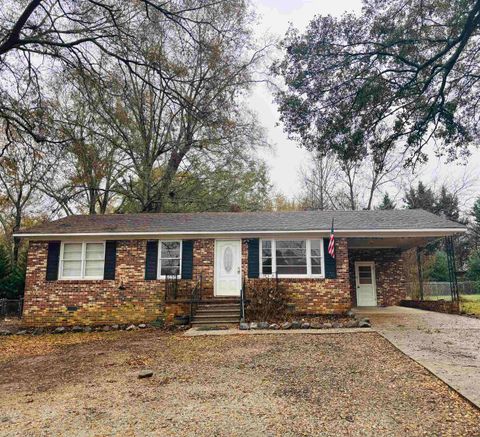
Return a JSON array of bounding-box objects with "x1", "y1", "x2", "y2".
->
[
  {"x1": 354, "y1": 305, "x2": 480, "y2": 408},
  {"x1": 0, "y1": 330, "x2": 479, "y2": 437}
]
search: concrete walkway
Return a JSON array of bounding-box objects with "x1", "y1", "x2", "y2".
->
[{"x1": 353, "y1": 306, "x2": 480, "y2": 408}]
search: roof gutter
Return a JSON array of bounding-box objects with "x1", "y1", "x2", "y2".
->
[{"x1": 14, "y1": 227, "x2": 466, "y2": 238}]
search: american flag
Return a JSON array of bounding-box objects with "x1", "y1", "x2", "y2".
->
[{"x1": 328, "y1": 218, "x2": 335, "y2": 258}]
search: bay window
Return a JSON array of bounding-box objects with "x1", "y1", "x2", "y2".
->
[
  {"x1": 60, "y1": 242, "x2": 105, "y2": 279},
  {"x1": 158, "y1": 241, "x2": 182, "y2": 278},
  {"x1": 260, "y1": 239, "x2": 324, "y2": 278}
]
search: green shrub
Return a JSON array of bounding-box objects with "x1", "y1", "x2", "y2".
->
[{"x1": 0, "y1": 244, "x2": 26, "y2": 299}]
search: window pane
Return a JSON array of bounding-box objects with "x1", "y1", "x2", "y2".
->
[
  {"x1": 62, "y1": 260, "x2": 82, "y2": 277},
  {"x1": 276, "y1": 257, "x2": 307, "y2": 266},
  {"x1": 86, "y1": 243, "x2": 104, "y2": 260},
  {"x1": 274, "y1": 240, "x2": 307, "y2": 275},
  {"x1": 312, "y1": 265, "x2": 322, "y2": 275},
  {"x1": 276, "y1": 248, "x2": 306, "y2": 258},
  {"x1": 277, "y1": 265, "x2": 307, "y2": 275},
  {"x1": 159, "y1": 241, "x2": 181, "y2": 277},
  {"x1": 161, "y1": 241, "x2": 180, "y2": 258},
  {"x1": 311, "y1": 240, "x2": 321, "y2": 257},
  {"x1": 63, "y1": 243, "x2": 82, "y2": 260},
  {"x1": 261, "y1": 241, "x2": 272, "y2": 275},
  {"x1": 359, "y1": 266, "x2": 372, "y2": 284},
  {"x1": 262, "y1": 248, "x2": 272, "y2": 257},
  {"x1": 311, "y1": 257, "x2": 322, "y2": 266},
  {"x1": 276, "y1": 240, "x2": 305, "y2": 249},
  {"x1": 161, "y1": 258, "x2": 181, "y2": 276},
  {"x1": 262, "y1": 257, "x2": 272, "y2": 274},
  {"x1": 85, "y1": 260, "x2": 104, "y2": 277}
]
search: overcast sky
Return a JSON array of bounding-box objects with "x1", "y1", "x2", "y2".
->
[{"x1": 251, "y1": 0, "x2": 480, "y2": 211}]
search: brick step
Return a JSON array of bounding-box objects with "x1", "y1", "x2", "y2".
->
[
  {"x1": 197, "y1": 298, "x2": 240, "y2": 304},
  {"x1": 195, "y1": 311, "x2": 240, "y2": 317},
  {"x1": 193, "y1": 313, "x2": 240, "y2": 320},
  {"x1": 196, "y1": 306, "x2": 240, "y2": 312},
  {"x1": 191, "y1": 320, "x2": 239, "y2": 326}
]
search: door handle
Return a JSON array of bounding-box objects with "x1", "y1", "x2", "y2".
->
[{"x1": 237, "y1": 267, "x2": 241, "y2": 274}]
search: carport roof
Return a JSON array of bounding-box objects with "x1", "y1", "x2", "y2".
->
[{"x1": 15, "y1": 209, "x2": 465, "y2": 237}]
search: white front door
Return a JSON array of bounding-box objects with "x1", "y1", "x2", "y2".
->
[
  {"x1": 215, "y1": 240, "x2": 242, "y2": 296},
  {"x1": 355, "y1": 262, "x2": 377, "y2": 306}
]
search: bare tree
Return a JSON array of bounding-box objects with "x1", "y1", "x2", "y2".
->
[
  {"x1": 300, "y1": 152, "x2": 341, "y2": 210},
  {"x1": 301, "y1": 146, "x2": 407, "y2": 210},
  {"x1": 0, "y1": 134, "x2": 58, "y2": 262},
  {"x1": 0, "y1": 0, "x2": 237, "y2": 155},
  {"x1": 47, "y1": 1, "x2": 269, "y2": 213}
]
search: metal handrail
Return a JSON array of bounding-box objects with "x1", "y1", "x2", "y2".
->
[
  {"x1": 189, "y1": 274, "x2": 203, "y2": 320},
  {"x1": 240, "y1": 278, "x2": 246, "y2": 321}
]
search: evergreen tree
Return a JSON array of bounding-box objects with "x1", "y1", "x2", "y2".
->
[
  {"x1": 405, "y1": 182, "x2": 460, "y2": 222},
  {"x1": 377, "y1": 193, "x2": 396, "y2": 210},
  {"x1": 470, "y1": 197, "x2": 480, "y2": 251},
  {"x1": 404, "y1": 182, "x2": 436, "y2": 212},
  {"x1": 0, "y1": 243, "x2": 26, "y2": 299},
  {"x1": 435, "y1": 185, "x2": 460, "y2": 221},
  {"x1": 424, "y1": 251, "x2": 449, "y2": 282},
  {"x1": 466, "y1": 252, "x2": 480, "y2": 293}
]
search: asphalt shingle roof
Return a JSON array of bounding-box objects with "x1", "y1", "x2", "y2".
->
[{"x1": 16, "y1": 209, "x2": 465, "y2": 235}]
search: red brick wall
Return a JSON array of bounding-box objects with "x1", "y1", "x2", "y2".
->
[
  {"x1": 348, "y1": 248, "x2": 406, "y2": 307},
  {"x1": 243, "y1": 238, "x2": 352, "y2": 315},
  {"x1": 23, "y1": 237, "x2": 353, "y2": 326},
  {"x1": 23, "y1": 240, "x2": 213, "y2": 327}
]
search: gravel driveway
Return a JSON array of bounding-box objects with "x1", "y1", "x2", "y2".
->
[
  {"x1": 1, "y1": 330, "x2": 479, "y2": 436},
  {"x1": 354, "y1": 306, "x2": 480, "y2": 408}
]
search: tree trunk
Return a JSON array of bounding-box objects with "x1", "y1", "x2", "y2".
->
[
  {"x1": 151, "y1": 139, "x2": 192, "y2": 213},
  {"x1": 12, "y1": 207, "x2": 22, "y2": 265}
]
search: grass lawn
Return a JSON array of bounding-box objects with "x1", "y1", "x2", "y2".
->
[
  {"x1": 1, "y1": 330, "x2": 479, "y2": 436},
  {"x1": 460, "y1": 294, "x2": 480, "y2": 315},
  {"x1": 427, "y1": 294, "x2": 480, "y2": 315}
]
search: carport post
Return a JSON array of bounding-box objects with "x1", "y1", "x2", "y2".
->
[{"x1": 416, "y1": 247, "x2": 424, "y2": 301}]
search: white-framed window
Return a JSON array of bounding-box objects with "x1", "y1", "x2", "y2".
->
[
  {"x1": 59, "y1": 242, "x2": 105, "y2": 280},
  {"x1": 260, "y1": 239, "x2": 325, "y2": 278},
  {"x1": 158, "y1": 240, "x2": 182, "y2": 278}
]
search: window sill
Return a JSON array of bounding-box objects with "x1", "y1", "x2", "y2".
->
[
  {"x1": 157, "y1": 276, "x2": 183, "y2": 280},
  {"x1": 259, "y1": 275, "x2": 325, "y2": 280},
  {"x1": 56, "y1": 278, "x2": 106, "y2": 283}
]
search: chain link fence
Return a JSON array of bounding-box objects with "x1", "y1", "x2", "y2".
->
[{"x1": 406, "y1": 282, "x2": 480, "y2": 315}]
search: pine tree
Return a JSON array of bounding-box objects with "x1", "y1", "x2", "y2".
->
[
  {"x1": 377, "y1": 193, "x2": 396, "y2": 210},
  {"x1": 404, "y1": 181, "x2": 436, "y2": 212},
  {"x1": 435, "y1": 185, "x2": 460, "y2": 221},
  {"x1": 0, "y1": 243, "x2": 26, "y2": 299},
  {"x1": 471, "y1": 197, "x2": 480, "y2": 251},
  {"x1": 0, "y1": 244, "x2": 12, "y2": 298}
]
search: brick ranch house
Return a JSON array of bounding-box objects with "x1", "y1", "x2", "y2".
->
[{"x1": 15, "y1": 209, "x2": 465, "y2": 327}]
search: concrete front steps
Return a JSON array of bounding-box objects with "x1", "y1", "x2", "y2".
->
[{"x1": 191, "y1": 298, "x2": 241, "y2": 327}]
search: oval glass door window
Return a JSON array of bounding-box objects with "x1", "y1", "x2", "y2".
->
[{"x1": 224, "y1": 247, "x2": 233, "y2": 272}]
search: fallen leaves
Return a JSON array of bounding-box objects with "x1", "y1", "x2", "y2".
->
[
  {"x1": 0, "y1": 331, "x2": 122, "y2": 363},
  {"x1": 0, "y1": 331, "x2": 479, "y2": 436}
]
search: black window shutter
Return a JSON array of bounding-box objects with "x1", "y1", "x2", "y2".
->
[
  {"x1": 181, "y1": 240, "x2": 194, "y2": 279},
  {"x1": 46, "y1": 241, "x2": 61, "y2": 281},
  {"x1": 248, "y1": 238, "x2": 260, "y2": 278},
  {"x1": 324, "y1": 238, "x2": 337, "y2": 279},
  {"x1": 145, "y1": 240, "x2": 158, "y2": 280},
  {"x1": 103, "y1": 241, "x2": 117, "y2": 280}
]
